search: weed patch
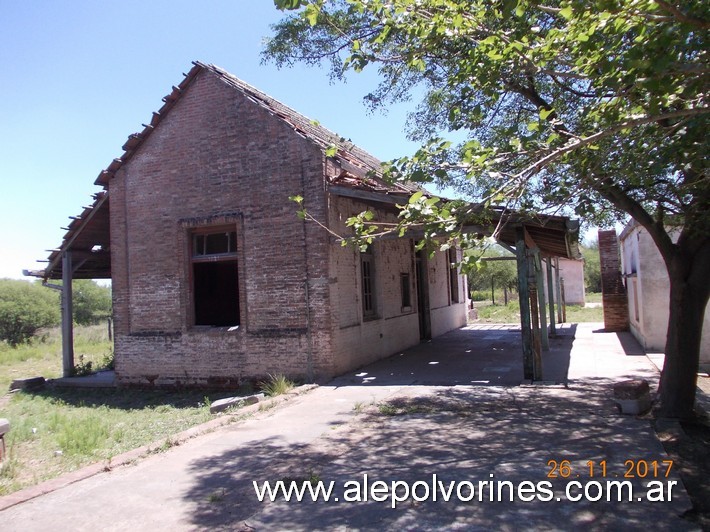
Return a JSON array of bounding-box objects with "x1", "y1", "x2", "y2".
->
[{"x1": 259, "y1": 374, "x2": 295, "y2": 397}]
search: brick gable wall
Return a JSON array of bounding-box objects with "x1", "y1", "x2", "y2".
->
[{"x1": 110, "y1": 69, "x2": 333, "y2": 387}]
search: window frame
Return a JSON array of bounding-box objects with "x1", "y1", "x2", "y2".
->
[
  {"x1": 360, "y1": 246, "x2": 378, "y2": 320},
  {"x1": 189, "y1": 224, "x2": 241, "y2": 328},
  {"x1": 400, "y1": 272, "x2": 412, "y2": 312},
  {"x1": 448, "y1": 247, "x2": 460, "y2": 304}
]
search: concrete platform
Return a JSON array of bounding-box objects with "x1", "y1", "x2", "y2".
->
[
  {"x1": 0, "y1": 323, "x2": 697, "y2": 530},
  {"x1": 50, "y1": 370, "x2": 116, "y2": 389}
]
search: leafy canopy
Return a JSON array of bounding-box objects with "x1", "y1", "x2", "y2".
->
[{"x1": 268, "y1": 0, "x2": 708, "y2": 244}]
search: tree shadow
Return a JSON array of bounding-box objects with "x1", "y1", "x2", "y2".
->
[
  {"x1": 329, "y1": 324, "x2": 576, "y2": 388},
  {"x1": 180, "y1": 379, "x2": 692, "y2": 530},
  {"x1": 15, "y1": 386, "x2": 243, "y2": 411}
]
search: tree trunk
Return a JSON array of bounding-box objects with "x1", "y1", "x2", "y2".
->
[{"x1": 658, "y1": 247, "x2": 710, "y2": 418}]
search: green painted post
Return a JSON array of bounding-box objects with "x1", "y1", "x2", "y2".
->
[
  {"x1": 534, "y1": 252, "x2": 549, "y2": 351},
  {"x1": 515, "y1": 227, "x2": 534, "y2": 381}
]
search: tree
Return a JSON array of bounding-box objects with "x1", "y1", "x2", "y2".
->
[
  {"x1": 0, "y1": 279, "x2": 60, "y2": 345},
  {"x1": 580, "y1": 240, "x2": 602, "y2": 293},
  {"x1": 72, "y1": 280, "x2": 112, "y2": 326},
  {"x1": 468, "y1": 247, "x2": 518, "y2": 303},
  {"x1": 267, "y1": 0, "x2": 709, "y2": 417}
]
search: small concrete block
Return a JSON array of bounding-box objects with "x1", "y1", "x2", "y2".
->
[
  {"x1": 210, "y1": 393, "x2": 264, "y2": 414},
  {"x1": 0, "y1": 419, "x2": 9, "y2": 436},
  {"x1": 613, "y1": 379, "x2": 650, "y2": 400},
  {"x1": 615, "y1": 396, "x2": 652, "y2": 415},
  {"x1": 9, "y1": 377, "x2": 46, "y2": 392}
]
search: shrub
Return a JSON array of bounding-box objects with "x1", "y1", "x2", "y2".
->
[
  {"x1": 259, "y1": 374, "x2": 295, "y2": 396},
  {"x1": 470, "y1": 290, "x2": 489, "y2": 301},
  {"x1": 0, "y1": 279, "x2": 60, "y2": 346}
]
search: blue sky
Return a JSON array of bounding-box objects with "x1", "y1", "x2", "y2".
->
[{"x1": 0, "y1": 0, "x2": 423, "y2": 280}]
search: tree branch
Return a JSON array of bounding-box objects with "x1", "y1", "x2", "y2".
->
[{"x1": 653, "y1": 1, "x2": 710, "y2": 30}]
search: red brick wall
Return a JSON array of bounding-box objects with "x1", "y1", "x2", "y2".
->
[
  {"x1": 598, "y1": 230, "x2": 629, "y2": 332},
  {"x1": 109, "y1": 69, "x2": 333, "y2": 387}
]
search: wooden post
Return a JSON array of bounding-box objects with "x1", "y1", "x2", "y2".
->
[
  {"x1": 515, "y1": 227, "x2": 534, "y2": 381},
  {"x1": 555, "y1": 257, "x2": 563, "y2": 324},
  {"x1": 534, "y1": 252, "x2": 549, "y2": 351},
  {"x1": 529, "y1": 285, "x2": 543, "y2": 380},
  {"x1": 546, "y1": 258, "x2": 557, "y2": 337},
  {"x1": 61, "y1": 251, "x2": 74, "y2": 378}
]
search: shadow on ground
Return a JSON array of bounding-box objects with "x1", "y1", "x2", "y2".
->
[
  {"x1": 330, "y1": 324, "x2": 577, "y2": 388},
  {"x1": 16, "y1": 387, "x2": 232, "y2": 410},
  {"x1": 182, "y1": 379, "x2": 692, "y2": 530}
]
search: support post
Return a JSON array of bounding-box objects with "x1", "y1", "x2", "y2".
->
[
  {"x1": 515, "y1": 227, "x2": 534, "y2": 381},
  {"x1": 529, "y1": 285, "x2": 543, "y2": 380},
  {"x1": 61, "y1": 251, "x2": 74, "y2": 378},
  {"x1": 534, "y1": 252, "x2": 549, "y2": 351},
  {"x1": 555, "y1": 257, "x2": 563, "y2": 324},
  {"x1": 546, "y1": 258, "x2": 557, "y2": 337}
]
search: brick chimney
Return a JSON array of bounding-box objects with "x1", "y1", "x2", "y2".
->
[{"x1": 598, "y1": 230, "x2": 629, "y2": 331}]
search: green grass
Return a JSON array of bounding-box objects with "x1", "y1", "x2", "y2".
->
[
  {"x1": 0, "y1": 325, "x2": 248, "y2": 496},
  {"x1": 585, "y1": 291, "x2": 603, "y2": 303},
  {"x1": 0, "y1": 324, "x2": 113, "y2": 390},
  {"x1": 0, "y1": 387, "x2": 221, "y2": 495},
  {"x1": 473, "y1": 300, "x2": 603, "y2": 323}
]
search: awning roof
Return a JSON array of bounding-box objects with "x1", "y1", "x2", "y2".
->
[
  {"x1": 329, "y1": 185, "x2": 581, "y2": 259},
  {"x1": 25, "y1": 192, "x2": 111, "y2": 280}
]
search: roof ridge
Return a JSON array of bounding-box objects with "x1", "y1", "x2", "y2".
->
[{"x1": 94, "y1": 61, "x2": 417, "y2": 195}]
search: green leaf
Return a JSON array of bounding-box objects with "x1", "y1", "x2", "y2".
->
[
  {"x1": 304, "y1": 4, "x2": 320, "y2": 26},
  {"x1": 408, "y1": 191, "x2": 424, "y2": 204},
  {"x1": 539, "y1": 108, "x2": 554, "y2": 120},
  {"x1": 325, "y1": 145, "x2": 338, "y2": 157},
  {"x1": 559, "y1": 6, "x2": 573, "y2": 20},
  {"x1": 274, "y1": 0, "x2": 304, "y2": 10}
]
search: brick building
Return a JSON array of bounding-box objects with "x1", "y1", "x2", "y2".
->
[
  {"x1": 28, "y1": 62, "x2": 581, "y2": 386},
  {"x1": 29, "y1": 62, "x2": 469, "y2": 386}
]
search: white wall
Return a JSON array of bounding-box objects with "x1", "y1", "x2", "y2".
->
[
  {"x1": 620, "y1": 222, "x2": 710, "y2": 369},
  {"x1": 541, "y1": 258, "x2": 586, "y2": 306}
]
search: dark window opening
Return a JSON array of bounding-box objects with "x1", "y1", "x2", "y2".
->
[
  {"x1": 401, "y1": 273, "x2": 411, "y2": 309},
  {"x1": 449, "y1": 248, "x2": 460, "y2": 304},
  {"x1": 361, "y1": 247, "x2": 376, "y2": 318},
  {"x1": 192, "y1": 228, "x2": 240, "y2": 326}
]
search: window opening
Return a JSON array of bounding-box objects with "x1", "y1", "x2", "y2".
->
[
  {"x1": 401, "y1": 273, "x2": 412, "y2": 310},
  {"x1": 192, "y1": 229, "x2": 239, "y2": 326},
  {"x1": 361, "y1": 247, "x2": 376, "y2": 318},
  {"x1": 449, "y1": 248, "x2": 460, "y2": 304}
]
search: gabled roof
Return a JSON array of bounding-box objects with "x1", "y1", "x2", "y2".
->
[
  {"x1": 26, "y1": 61, "x2": 579, "y2": 280},
  {"x1": 95, "y1": 61, "x2": 416, "y2": 196},
  {"x1": 29, "y1": 62, "x2": 419, "y2": 280}
]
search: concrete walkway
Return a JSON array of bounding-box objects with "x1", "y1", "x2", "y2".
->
[{"x1": 0, "y1": 323, "x2": 697, "y2": 531}]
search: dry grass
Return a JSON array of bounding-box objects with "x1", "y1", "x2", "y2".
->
[{"x1": 0, "y1": 325, "x2": 243, "y2": 496}]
